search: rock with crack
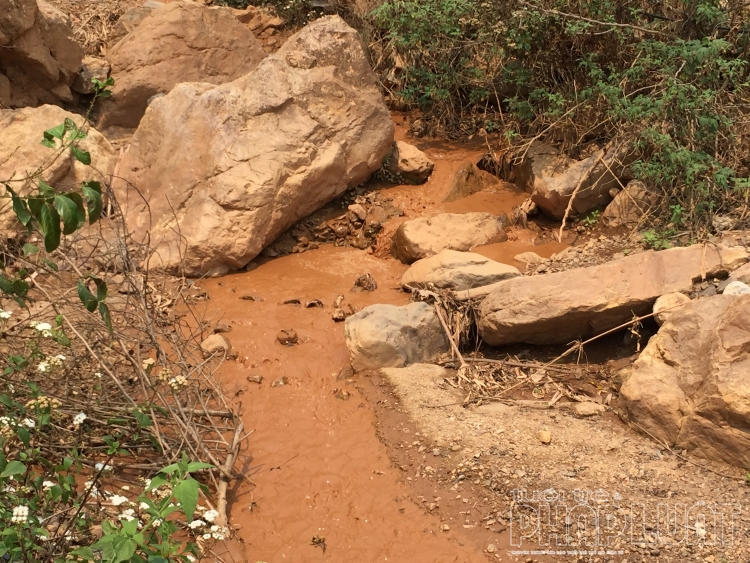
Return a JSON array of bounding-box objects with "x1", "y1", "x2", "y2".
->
[
  {"x1": 0, "y1": 0, "x2": 83, "y2": 107},
  {"x1": 344, "y1": 302, "x2": 448, "y2": 370},
  {"x1": 99, "y1": 1, "x2": 267, "y2": 129},
  {"x1": 0, "y1": 105, "x2": 117, "y2": 235},
  {"x1": 619, "y1": 294, "x2": 750, "y2": 467},
  {"x1": 478, "y1": 244, "x2": 748, "y2": 346},
  {"x1": 385, "y1": 141, "x2": 433, "y2": 184},
  {"x1": 602, "y1": 180, "x2": 663, "y2": 227},
  {"x1": 391, "y1": 212, "x2": 508, "y2": 264},
  {"x1": 401, "y1": 249, "x2": 519, "y2": 291},
  {"x1": 117, "y1": 16, "x2": 394, "y2": 276}
]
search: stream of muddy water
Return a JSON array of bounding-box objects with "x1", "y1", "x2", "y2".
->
[{"x1": 202, "y1": 124, "x2": 568, "y2": 562}]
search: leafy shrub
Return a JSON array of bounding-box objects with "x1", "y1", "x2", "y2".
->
[
  {"x1": 1, "y1": 79, "x2": 240, "y2": 562},
  {"x1": 370, "y1": 0, "x2": 750, "y2": 233}
]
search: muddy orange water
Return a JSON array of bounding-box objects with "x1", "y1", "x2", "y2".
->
[{"x1": 202, "y1": 128, "x2": 567, "y2": 562}]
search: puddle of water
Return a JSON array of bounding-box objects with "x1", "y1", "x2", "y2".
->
[
  {"x1": 203, "y1": 246, "x2": 481, "y2": 562},
  {"x1": 438, "y1": 188, "x2": 527, "y2": 216}
]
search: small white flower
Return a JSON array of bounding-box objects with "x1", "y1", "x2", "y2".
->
[
  {"x1": 189, "y1": 519, "x2": 206, "y2": 529},
  {"x1": 139, "y1": 502, "x2": 150, "y2": 510},
  {"x1": 95, "y1": 372, "x2": 102, "y2": 378},
  {"x1": 151, "y1": 518, "x2": 163, "y2": 527},
  {"x1": 119, "y1": 508, "x2": 136, "y2": 521},
  {"x1": 33, "y1": 322, "x2": 53, "y2": 337},
  {"x1": 72, "y1": 413, "x2": 87, "y2": 426},
  {"x1": 21, "y1": 418, "x2": 35, "y2": 429},
  {"x1": 42, "y1": 481, "x2": 55, "y2": 491},
  {"x1": 202, "y1": 533, "x2": 211, "y2": 540},
  {"x1": 11, "y1": 505, "x2": 29, "y2": 524},
  {"x1": 186, "y1": 555, "x2": 196, "y2": 562},
  {"x1": 202, "y1": 509, "x2": 219, "y2": 523},
  {"x1": 0, "y1": 416, "x2": 10, "y2": 427},
  {"x1": 110, "y1": 495, "x2": 129, "y2": 506},
  {"x1": 95, "y1": 462, "x2": 113, "y2": 472},
  {"x1": 0, "y1": 310, "x2": 12, "y2": 319},
  {"x1": 37, "y1": 361, "x2": 49, "y2": 373},
  {"x1": 141, "y1": 358, "x2": 156, "y2": 371},
  {"x1": 121, "y1": 485, "x2": 130, "y2": 491}
]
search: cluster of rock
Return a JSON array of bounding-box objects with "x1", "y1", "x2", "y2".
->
[
  {"x1": 0, "y1": 0, "x2": 83, "y2": 107},
  {"x1": 344, "y1": 242, "x2": 750, "y2": 468}
]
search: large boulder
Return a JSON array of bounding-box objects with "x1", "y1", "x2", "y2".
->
[
  {"x1": 385, "y1": 141, "x2": 433, "y2": 184},
  {"x1": 619, "y1": 294, "x2": 750, "y2": 467},
  {"x1": 401, "y1": 249, "x2": 519, "y2": 291},
  {"x1": 98, "y1": 1, "x2": 267, "y2": 129},
  {"x1": 602, "y1": 180, "x2": 662, "y2": 227},
  {"x1": 117, "y1": 16, "x2": 393, "y2": 276},
  {"x1": 391, "y1": 212, "x2": 508, "y2": 264},
  {"x1": 0, "y1": 105, "x2": 117, "y2": 234},
  {"x1": 344, "y1": 302, "x2": 448, "y2": 370},
  {"x1": 478, "y1": 244, "x2": 748, "y2": 346},
  {"x1": 0, "y1": 0, "x2": 83, "y2": 107}
]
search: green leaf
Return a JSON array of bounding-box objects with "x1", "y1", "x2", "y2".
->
[
  {"x1": 82, "y1": 181, "x2": 103, "y2": 224},
  {"x1": 27, "y1": 197, "x2": 43, "y2": 221},
  {"x1": 22, "y1": 243, "x2": 39, "y2": 256},
  {"x1": 77, "y1": 280, "x2": 98, "y2": 312},
  {"x1": 41, "y1": 139, "x2": 56, "y2": 149},
  {"x1": 44, "y1": 124, "x2": 65, "y2": 141},
  {"x1": 99, "y1": 302, "x2": 112, "y2": 334},
  {"x1": 17, "y1": 427, "x2": 30, "y2": 448},
  {"x1": 54, "y1": 194, "x2": 81, "y2": 235},
  {"x1": 132, "y1": 409, "x2": 152, "y2": 428},
  {"x1": 146, "y1": 474, "x2": 168, "y2": 491},
  {"x1": 7, "y1": 186, "x2": 32, "y2": 226},
  {"x1": 40, "y1": 202, "x2": 61, "y2": 252},
  {"x1": 186, "y1": 461, "x2": 213, "y2": 473},
  {"x1": 63, "y1": 118, "x2": 77, "y2": 132},
  {"x1": 111, "y1": 538, "x2": 137, "y2": 563},
  {"x1": 84, "y1": 276, "x2": 109, "y2": 301},
  {"x1": 38, "y1": 180, "x2": 55, "y2": 199},
  {"x1": 0, "y1": 460, "x2": 26, "y2": 478},
  {"x1": 41, "y1": 258, "x2": 59, "y2": 272},
  {"x1": 172, "y1": 477, "x2": 199, "y2": 522},
  {"x1": 71, "y1": 146, "x2": 91, "y2": 165}
]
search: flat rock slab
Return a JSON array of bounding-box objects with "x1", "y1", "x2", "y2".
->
[
  {"x1": 344, "y1": 302, "x2": 448, "y2": 371},
  {"x1": 401, "y1": 249, "x2": 519, "y2": 291},
  {"x1": 391, "y1": 212, "x2": 508, "y2": 264},
  {"x1": 478, "y1": 244, "x2": 748, "y2": 346},
  {"x1": 619, "y1": 294, "x2": 750, "y2": 467}
]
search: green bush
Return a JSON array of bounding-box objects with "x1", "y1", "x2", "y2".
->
[{"x1": 370, "y1": 0, "x2": 750, "y2": 232}]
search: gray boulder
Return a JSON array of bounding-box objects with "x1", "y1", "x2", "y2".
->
[{"x1": 344, "y1": 302, "x2": 448, "y2": 371}]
